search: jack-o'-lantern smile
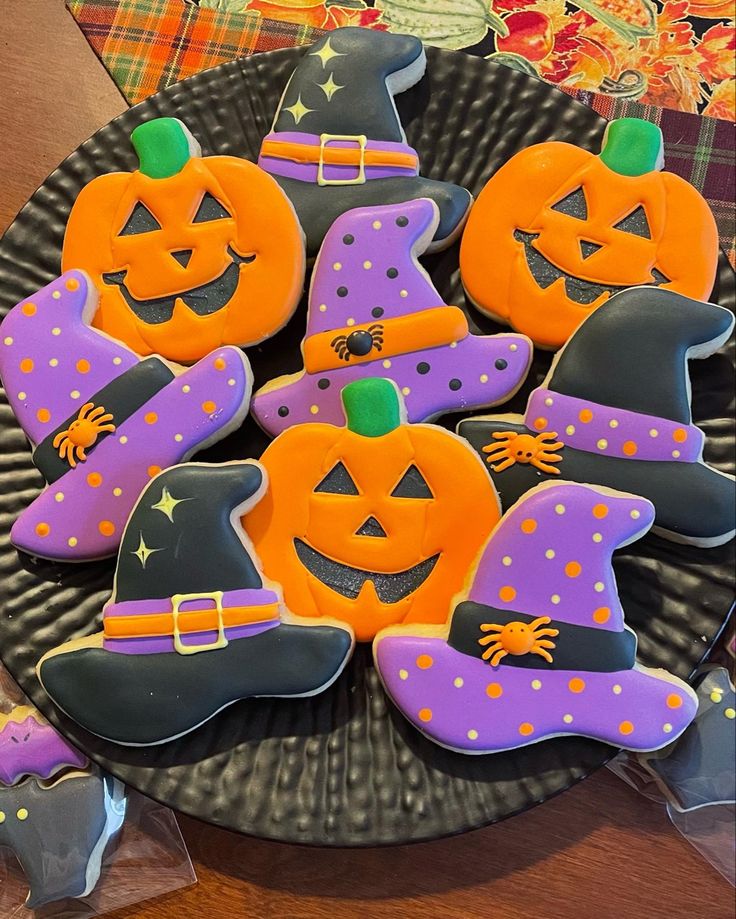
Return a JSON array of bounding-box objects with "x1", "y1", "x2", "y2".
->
[
  {"x1": 294, "y1": 538, "x2": 439, "y2": 604},
  {"x1": 513, "y1": 229, "x2": 669, "y2": 306},
  {"x1": 102, "y1": 245, "x2": 256, "y2": 325}
]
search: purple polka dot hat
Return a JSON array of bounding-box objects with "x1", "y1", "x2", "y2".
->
[{"x1": 374, "y1": 481, "x2": 698, "y2": 754}]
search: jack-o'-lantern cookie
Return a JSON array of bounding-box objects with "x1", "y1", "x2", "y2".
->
[
  {"x1": 258, "y1": 27, "x2": 472, "y2": 257},
  {"x1": 374, "y1": 481, "x2": 698, "y2": 754},
  {"x1": 460, "y1": 118, "x2": 719, "y2": 350},
  {"x1": 62, "y1": 118, "x2": 305, "y2": 363},
  {"x1": 252, "y1": 199, "x2": 532, "y2": 436},
  {"x1": 246, "y1": 378, "x2": 501, "y2": 642},
  {"x1": 0, "y1": 271, "x2": 252, "y2": 561},
  {"x1": 458, "y1": 287, "x2": 736, "y2": 547}
]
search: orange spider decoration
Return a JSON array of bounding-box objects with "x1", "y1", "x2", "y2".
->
[
  {"x1": 52, "y1": 402, "x2": 116, "y2": 467},
  {"x1": 482, "y1": 431, "x2": 564, "y2": 474},
  {"x1": 478, "y1": 616, "x2": 559, "y2": 667}
]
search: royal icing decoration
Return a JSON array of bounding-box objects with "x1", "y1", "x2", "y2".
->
[
  {"x1": 61, "y1": 117, "x2": 305, "y2": 363},
  {"x1": 252, "y1": 199, "x2": 532, "y2": 435},
  {"x1": 246, "y1": 378, "x2": 501, "y2": 642},
  {"x1": 374, "y1": 481, "x2": 699, "y2": 754},
  {"x1": 0, "y1": 271, "x2": 252, "y2": 561},
  {"x1": 37, "y1": 462, "x2": 354, "y2": 746},
  {"x1": 459, "y1": 287, "x2": 736, "y2": 548},
  {"x1": 0, "y1": 707, "x2": 87, "y2": 786},
  {"x1": 460, "y1": 118, "x2": 719, "y2": 350},
  {"x1": 257, "y1": 28, "x2": 472, "y2": 256}
]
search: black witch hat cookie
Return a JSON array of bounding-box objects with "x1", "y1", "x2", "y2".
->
[
  {"x1": 458, "y1": 287, "x2": 735, "y2": 547},
  {"x1": 257, "y1": 27, "x2": 472, "y2": 256},
  {"x1": 37, "y1": 462, "x2": 354, "y2": 746}
]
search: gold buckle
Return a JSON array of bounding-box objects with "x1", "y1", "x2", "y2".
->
[
  {"x1": 171, "y1": 591, "x2": 228, "y2": 656},
  {"x1": 317, "y1": 133, "x2": 367, "y2": 186}
]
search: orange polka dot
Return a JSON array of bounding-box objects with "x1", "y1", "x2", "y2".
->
[
  {"x1": 86, "y1": 472, "x2": 102, "y2": 488},
  {"x1": 593, "y1": 503, "x2": 608, "y2": 519},
  {"x1": 35, "y1": 523, "x2": 50, "y2": 537},
  {"x1": 144, "y1": 412, "x2": 158, "y2": 425},
  {"x1": 36, "y1": 408, "x2": 50, "y2": 423},
  {"x1": 65, "y1": 277, "x2": 80, "y2": 291},
  {"x1": 622, "y1": 441, "x2": 638, "y2": 456},
  {"x1": 499, "y1": 586, "x2": 517, "y2": 603},
  {"x1": 672, "y1": 428, "x2": 687, "y2": 443},
  {"x1": 533, "y1": 417, "x2": 547, "y2": 431},
  {"x1": 21, "y1": 303, "x2": 36, "y2": 317},
  {"x1": 147, "y1": 465, "x2": 162, "y2": 478},
  {"x1": 593, "y1": 607, "x2": 611, "y2": 624},
  {"x1": 76, "y1": 359, "x2": 90, "y2": 374},
  {"x1": 486, "y1": 683, "x2": 503, "y2": 699},
  {"x1": 565, "y1": 561, "x2": 582, "y2": 578},
  {"x1": 666, "y1": 693, "x2": 683, "y2": 709},
  {"x1": 578, "y1": 408, "x2": 593, "y2": 423},
  {"x1": 98, "y1": 520, "x2": 115, "y2": 537},
  {"x1": 519, "y1": 722, "x2": 534, "y2": 736},
  {"x1": 418, "y1": 708, "x2": 433, "y2": 723},
  {"x1": 416, "y1": 654, "x2": 434, "y2": 670},
  {"x1": 214, "y1": 357, "x2": 226, "y2": 371},
  {"x1": 619, "y1": 721, "x2": 634, "y2": 736},
  {"x1": 568, "y1": 678, "x2": 586, "y2": 693},
  {"x1": 202, "y1": 400, "x2": 217, "y2": 414},
  {"x1": 20, "y1": 358, "x2": 33, "y2": 373},
  {"x1": 521, "y1": 518, "x2": 537, "y2": 534}
]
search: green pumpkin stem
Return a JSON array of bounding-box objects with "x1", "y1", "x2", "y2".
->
[
  {"x1": 342, "y1": 379, "x2": 401, "y2": 438},
  {"x1": 131, "y1": 118, "x2": 193, "y2": 179},
  {"x1": 599, "y1": 118, "x2": 664, "y2": 177}
]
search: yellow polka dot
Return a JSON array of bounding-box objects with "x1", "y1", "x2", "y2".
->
[
  {"x1": 54, "y1": 492, "x2": 64, "y2": 503},
  {"x1": 544, "y1": 397, "x2": 554, "y2": 407},
  {"x1": 612, "y1": 684, "x2": 622, "y2": 695},
  {"x1": 228, "y1": 379, "x2": 236, "y2": 386},
  {"x1": 67, "y1": 537, "x2": 78, "y2": 548},
  {"x1": 144, "y1": 411, "x2": 158, "y2": 425},
  {"x1": 568, "y1": 678, "x2": 586, "y2": 693},
  {"x1": 649, "y1": 428, "x2": 659, "y2": 438},
  {"x1": 35, "y1": 523, "x2": 50, "y2": 537},
  {"x1": 52, "y1": 292, "x2": 61, "y2": 300},
  {"x1": 579, "y1": 408, "x2": 593, "y2": 423},
  {"x1": 594, "y1": 581, "x2": 605, "y2": 592},
  {"x1": 545, "y1": 549, "x2": 555, "y2": 559},
  {"x1": 0, "y1": 812, "x2": 4, "y2": 823},
  {"x1": 566, "y1": 424, "x2": 576, "y2": 436},
  {"x1": 609, "y1": 419, "x2": 619, "y2": 429},
  {"x1": 672, "y1": 450, "x2": 681, "y2": 459},
  {"x1": 119, "y1": 435, "x2": 128, "y2": 444},
  {"x1": 499, "y1": 585, "x2": 516, "y2": 603},
  {"x1": 400, "y1": 290, "x2": 408, "y2": 298},
  {"x1": 533, "y1": 417, "x2": 548, "y2": 431},
  {"x1": 555, "y1": 504, "x2": 565, "y2": 515},
  {"x1": 372, "y1": 220, "x2": 382, "y2": 230},
  {"x1": 382, "y1": 359, "x2": 391, "y2": 369},
  {"x1": 418, "y1": 707, "x2": 432, "y2": 722},
  {"x1": 22, "y1": 302, "x2": 36, "y2": 316},
  {"x1": 710, "y1": 690, "x2": 723, "y2": 703},
  {"x1": 666, "y1": 693, "x2": 683, "y2": 709},
  {"x1": 182, "y1": 384, "x2": 191, "y2": 394},
  {"x1": 402, "y1": 387, "x2": 411, "y2": 396},
  {"x1": 51, "y1": 327, "x2": 61, "y2": 335},
  {"x1": 70, "y1": 390, "x2": 80, "y2": 400},
  {"x1": 480, "y1": 374, "x2": 488, "y2": 383},
  {"x1": 148, "y1": 465, "x2": 161, "y2": 478},
  {"x1": 630, "y1": 509, "x2": 641, "y2": 519},
  {"x1": 519, "y1": 722, "x2": 534, "y2": 736},
  {"x1": 333, "y1": 262, "x2": 342, "y2": 271},
  {"x1": 363, "y1": 261, "x2": 372, "y2": 270},
  {"x1": 619, "y1": 721, "x2": 634, "y2": 736},
  {"x1": 502, "y1": 556, "x2": 512, "y2": 566},
  {"x1": 86, "y1": 472, "x2": 102, "y2": 488},
  {"x1": 113, "y1": 487, "x2": 122, "y2": 497},
  {"x1": 622, "y1": 440, "x2": 638, "y2": 456},
  {"x1": 509, "y1": 344, "x2": 518, "y2": 352},
  {"x1": 175, "y1": 434, "x2": 183, "y2": 442},
  {"x1": 113, "y1": 357, "x2": 122, "y2": 365},
  {"x1": 673, "y1": 428, "x2": 687, "y2": 443},
  {"x1": 310, "y1": 404, "x2": 319, "y2": 415},
  {"x1": 563, "y1": 714, "x2": 573, "y2": 724},
  {"x1": 592, "y1": 533, "x2": 603, "y2": 543},
  {"x1": 3, "y1": 336, "x2": 12, "y2": 345},
  {"x1": 486, "y1": 683, "x2": 503, "y2": 699},
  {"x1": 399, "y1": 669, "x2": 408, "y2": 680},
  {"x1": 531, "y1": 679, "x2": 542, "y2": 690},
  {"x1": 76, "y1": 358, "x2": 90, "y2": 373},
  {"x1": 319, "y1": 304, "x2": 327, "y2": 312},
  {"x1": 20, "y1": 358, "x2": 33, "y2": 373},
  {"x1": 17, "y1": 392, "x2": 26, "y2": 401},
  {"x1": 551, "y1": 594, "x2": 561, "y2": 605},
  {"x1": 454, "y1": 677, "x2": 464, "y2": 688},
  {"x1": 597, "y1": 439, "x2": 608, "y2": 450},
  {"x1": 98, "y1": 520, "x2": 115, "y2": 537},
  {"x1": 565, "y1": 561, "x2": 581, "y2": 578},
  {"x1": 521, "y1": 518, "x2": 537, "y2": 534},
  {"x1": 416, "y1": 654, "x2": 434, "y2": 670},
  {"x1": 663, "y1": 723, "x2": 673, "y2": 733},
  {"x1": 467, "y1": 729, "x2": 478, "y2": 740},
  {"x1": 725, "y1": 708, "x2": 735, "y2": 720},
  {"x1": 593, "y1": 606, "x2": 611, "y2": 624},
  {"x1": 214, "y1": 357, "x2": 226, "y2": 371},
  {"x1": 36, "y1": 408, "x2": 50, "y2": 423},
  {"x1": 16, "y1": 808, "x2": 28, "y2": 821},
  {"x1": 593, "y1": 503, "x2": 608, "y2": 518},
  {"x1": 202, "y1": 400, "x2": 216, "y2": 414},
  {"x1": 66, "y1": 277, "x2": 80, "y2": 291},
  {"x1": 49, "y1": 358, "x2": 58, "y2": 367}
]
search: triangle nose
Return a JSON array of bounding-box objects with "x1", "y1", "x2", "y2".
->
[
  {"x1": 171, "y1": 249, "x2": 193, "y2": 268},
  {"x1": 580, "y1": 240, "x2": 603, "y2": 260},
  {"x1": 356, "y1": 516, "x2": 387, "y2": 538}
]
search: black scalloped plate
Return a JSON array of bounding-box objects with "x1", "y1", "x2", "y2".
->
[{"x1": 0, "y1": 47, "x2": 734, "y2": 846}]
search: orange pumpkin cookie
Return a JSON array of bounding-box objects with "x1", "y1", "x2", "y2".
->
[
  {"x1": 460, "y1": 118, "x2": 719, "y2": 350},
  {"x1": 245, "y1": 378, "x2": 501, "y2": 641},
  {"x1": 62, "y1": 118, "x2": 305, "y2": 363}
]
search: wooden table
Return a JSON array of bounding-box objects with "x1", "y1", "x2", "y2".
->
[{"x1": 0, "y1": 3, "x2": 733, "y2": 917}]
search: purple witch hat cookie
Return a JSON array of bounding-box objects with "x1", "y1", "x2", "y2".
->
[
  {"x1": 0, "y1": 271, "x2": 251, "y2": 561},
  {"x1": 252, "y1": 199, "x2": 532, "y2": 435},
  {"x1": 374, "y1": 481, "x2": 698, "y2": 754}
]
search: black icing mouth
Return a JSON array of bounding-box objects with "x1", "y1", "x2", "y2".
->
[
  {"x1": 514, "y1": 230, "x2": 669, "y2": 306},
  {"x1": 103, "y1": 246, "x2": 256, "y2": 325},
  {"x1": 294, "y1": 538, "x2": 439, "y2": 604}
]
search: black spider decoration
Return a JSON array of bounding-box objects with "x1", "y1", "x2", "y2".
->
[{"x1": 331, "y1": 324, "x2": 384, "y2": 361}]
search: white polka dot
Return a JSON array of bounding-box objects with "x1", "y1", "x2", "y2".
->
[
  {"x1": 672, "y1": 450, "x2": 680, "y2": 458},
  {"x1": 609, "y1": 419, "x2": 619, "y2": 429},
  {"x1": 70, "y1": 390, "x2": 80, "y2": 399},
  {"x1": 612, "y1": 684, "x2": 622, "y2": 695},
  {"x1": 509, "y1": 344, "x2": 518, "y2": 352},
  {"x1": 563, "y1": 714, "x2": 573, "y2": 724},
  {"x1": 3, "y1": 337, "x2": 12, "y2": 346},
  {"x1": 502, "y1": 556, "x2": 512, "y2": 566},
  {"x1": 402, "y1": 386, "x2": 411, "y2": 396},
  {"x1": 363, "y1": 261, "x2": 372, "y2": 270},
  {"x1": 399, "y1": 669, "x2": 408, "y2": 680},
  {"x1": 174, "y1": 434, "x2": 183, "y2": 442},
  {"x1": 630, "y1": 510, "x2": 640, "y2": 519},
  {"x1": 480, "y1": 374, "x2": 488, "y2": 383},
  {"x1": 17, "y1": 391, "x2": 26, "y2": 401},
  {"x1": 566, "y1": 425, "x2": 575, "y2": 436},
  {"x1": 544, "y1": 397, "x2": 554, "y2": 407},
  {"x1": 467, "y1": 729, "x2": 478, "y2": 740},
  {"x1": 531, "y1": 679, "x2": 542, "y2": 690},
  {"x1": 551, "y1": 594, "x2": 561, "y2": 604},
  {"x1": 49, "y1": 358, "x2": 58, "y2": 367},
  {"x1": 346, "y1": 318, "x2": 355, "y2": 326},
  {"x1": 54, "y1": 493, "x2": 64, "y2": 503},
  {"x1": 228, "y1": 378, "x2": 236, "y2": 386},
  {"x1": 372, "y1": 220, "x2": 382, "y2": 230},
  {"x1": 594, "y1": 581, "x2": 605, "y2": 592},
  {"x1": 453, "y1": 677, "x2": 464, "y2": 688},
  {"x1": 51, "y1": 327, "x2": 61, "y2": 336},
  {"x1": 319, "y1": 303, "x2": 327, "y2": 312},
  {"x1": 597, "y1": 439, "x2": 608, "y2": 450},
  {"x1": 119, "y1": 435, "x2": 128, "y2": 444},
  {"x1": 333, "y1": 262, "x2": 342, "y2": 271},
  {"x1": 182, "y1": 385, "x2": 191, "y2": 393},
  {"x1": 113, "y1": 356, "x2": 122, "y2": 365},
  {"x1": 545, "y1": 549, "x2": 555, "y2": 559},
  {"x1": 649, "y1": 429, "x2": 659, "y2": 438},
  {"x1": 663, "y1": 723, "x2": 673, "y2": 733},
  {"x1": 382, "y1": 359, "x2": 391, "y2": 369},
  {"x1": 592, "y1": 533, "x2": 603, "y2": 543},
  {"x1": 400, "y1": 290, "x2": 408, "y2": 298},
  {"x1": 555, "y1": 504, "x2": 565, "y2": 515}
]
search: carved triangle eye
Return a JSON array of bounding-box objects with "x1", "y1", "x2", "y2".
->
[
  {"x1": 551, "y1": 187, "x2": 588, "y2": 220},
  {"x1": 391, "y1": 465, "x2": 433, "y2": 499},
  {"x1": 314, "y1": 462, "x2": 359, "y2": 495},
  {"x1": 613, "y1": 206, "x2": 651, "y2": 239},
  {"x1": 193, "y1": 192, "x2": 231, "y2": 223},
  {"x1": 119, "y1": 202, "x2": 161, "y2": 235}
]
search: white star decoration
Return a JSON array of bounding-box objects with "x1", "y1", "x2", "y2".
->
[
  {"x1": 283, "y1": 94, "x2": 314, "y2": 125},
  {"x1": 310, "y1": 37, "x2": 345, "y2": 69},
  {"x1": 131, "y1": 532, "x2": 161, "y2": 569},
  {"x1": 317, "y1": 73, "x2": 344, "y2": 102},
  {"x1": 151, "y1": 487, "x2": 190, "y2": 523}
]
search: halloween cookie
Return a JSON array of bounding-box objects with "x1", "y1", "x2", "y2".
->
[
  {"x1": 458, "y1": 287, "x2": 736, "y2": 547},
  {"x1": 62, "y1": 117, "x2": 305, "y2": 363},
  {"x1": 246, "y1": 378, "x2": 501, "y2": 642},
  {"x1": 0, "y1": 271, "x2": 252, "y2": 561},
  {"x1": 374, "y1": 481, "x2": 698, "y2": 754},
  {"x1": 37, "y1": 461, "x2": 354, "y2": 746},
  {"x1": 257, "y1": 27, "x2": 472, "y2": 257},
  {"x1": 252, "y1": 199, "x2": 532, "y2": 435},
  {"x1": 0, "y1": 707, "x2": 87, "y2": 785},
  {"x1": 460, "y1": 118, "x2": 719, "y2": 350}
]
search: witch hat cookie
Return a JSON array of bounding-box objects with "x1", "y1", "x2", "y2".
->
[
  {"x1": 374, "y1": 481, "x2": 698, "y2": 754},
  {"x1": 258, "y1": 27, "x2": 472, "y2": 257},
  {"x1": 460, "y1": 117, "x2": 719, "y2": 349},
  {"x1": 458, "y1": 287, "x2": 736, "y2": 547},
  {"x1": 0, "y1": 271, "x2": 252, "y2": 561},
  {"x1": 246, "y1": 378, "x2": 501, "y2": 642},
  {"x1": 37, "y1": 462, "x2": 354, "y2": 746},
  {"x1": 252, "y1": 199, "x2": 532, "y2": 435}
]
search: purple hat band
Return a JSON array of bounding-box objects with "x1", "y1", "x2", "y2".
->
[{"x1": 526, "y1": 388, "x2": 703, "y2": 463}]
